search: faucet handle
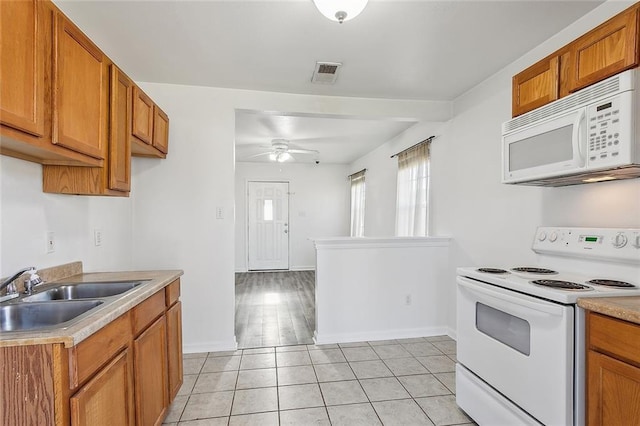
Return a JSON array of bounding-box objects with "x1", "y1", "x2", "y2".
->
[{"x1": 24, "y1": 270, "x2": 43, "y2": 295}]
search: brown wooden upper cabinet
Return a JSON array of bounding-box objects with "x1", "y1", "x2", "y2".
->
[
  {"x1": 512, "y1": 56, "x2": 560, "y2": 117},
  {"x1": 153, "y1": 106, "x2": 170, "y2": 154},
  {"x1": 567, "y1": 6, "x2": 639, "y2": 93},
  {"x1": 0, "y1": 0, "x2": 44, "y2": 137},
  {"x1": 0, "y1": 0, "x2": 101, "y2": 166},
  {"x1": 131, "y1": 86, "x2": 169, "y2": 158},
  {"x1": 512, "y1": 3, "x2": 640, "y2": 117},
  {"x1": 52, "y1": 11, "x2": 106, "y2": 160},
  {"x1": 132, "y1": 86, "x2": 154, "y2": 145},
  {"x1": 43, "y1": 63, "x2": 131, "y2": 196},
  {"x1": 109, "y1": 66, "x2": 133, "y2": 193}
]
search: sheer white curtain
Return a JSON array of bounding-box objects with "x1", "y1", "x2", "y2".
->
[
  {"x1": 349, "y1": 170, "x2": 366, "y2": 237},
  {"x1": 395, "y1": 142, "x2": 430, "y2": 236}
]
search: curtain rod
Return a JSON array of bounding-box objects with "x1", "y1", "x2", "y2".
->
[
  {"x1": 390, "y1": 135, "x2": 436, "y2": 159},
  {"x1": 348, "y1": 168, "x2": 367, "y2": 179}
]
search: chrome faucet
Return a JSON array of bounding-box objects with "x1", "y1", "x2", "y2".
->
[{"x1": 0, "y1": 267, "x2": 43, "y2": 296}]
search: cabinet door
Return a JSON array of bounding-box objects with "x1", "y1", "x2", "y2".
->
[
  {"x1": 167, "y1": 301, "x2": 184, "y2": 400},
  {"x1": 70, "y1": 349, "x2": 134, "y2": 426},
  {"x1": 153, "y1": 105, "x2": 169, "y2": 154},
  {"x1": 568, "y1": 6, "x2": 639, "y2": 92},
  {"x1": 132, "y1": 86, "x2": 154, "y2": 145},
  {"x1": 587, "y1": 350, "x2": 640, "y2": 425},
  {"x1": 0, "y1": 0, "x2": 45, "y2": 136},
  {"x1": 512, "y1": 56, "x2": 559, "y2": 117},
  {"x1": 109, "y1": 65, "x2": 132, "y2": 192},
  {"x1": 52, "y1": 12, "x2": 105, "y2": 159},
  {"x1": 134, "y1": 315, "x2": 169, "y2": 426}
]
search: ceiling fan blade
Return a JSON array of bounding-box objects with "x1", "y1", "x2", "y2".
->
[
  {"x1": 288, "y1": 149, "x2": 319, "y2": 155},
  {"x1": 246, "y1": 152, "x2": 273, "y2": 158}
]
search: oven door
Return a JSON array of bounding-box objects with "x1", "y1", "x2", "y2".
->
[{"x1": 456, "y1": 276, "x2": 574, "y2": 426}]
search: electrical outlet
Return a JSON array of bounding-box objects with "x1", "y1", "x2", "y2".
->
[
  {"x1": 405, "y1": 294, "x2": 412, "y2": 306},
  {"x1": 94, "y1": 229, "x2": 103, "y2": 246},
  {"x1": 216, "y1": 207, "x2": 224, "y2": 219},
  {"x1": 46, "y1": 231, "x2": 55, "y2": 253}
]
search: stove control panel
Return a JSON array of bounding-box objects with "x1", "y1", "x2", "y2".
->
[{"x1": 533, "y1": 227, "x2": 640, "y2": 263}]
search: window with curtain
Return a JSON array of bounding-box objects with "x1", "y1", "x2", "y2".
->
[
  {"x1": 395, "y1": 141, "x2": 430, "y2": 237},
  {"x1": 349, "y1": 169, "x2": 366, "y2": 237}
]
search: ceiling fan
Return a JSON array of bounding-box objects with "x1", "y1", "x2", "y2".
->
[{"x1": 249, "y1": 139, "x2": 319, "y2": 163}]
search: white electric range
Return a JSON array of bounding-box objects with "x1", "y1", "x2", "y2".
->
[{"x1": 456, "y1": 227, "x2": 640, "y2": 426}]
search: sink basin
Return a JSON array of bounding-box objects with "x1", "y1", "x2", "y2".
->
[
  {"x1": 0, "y1": 300, "x2": 103, "y2": 332},
  {"x1": 23, "y1": 281, "x2": 143, "y2": 302}
]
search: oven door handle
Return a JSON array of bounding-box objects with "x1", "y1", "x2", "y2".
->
[{"x1": 458, "y1": 278, "x2": 565, "y2": 317}]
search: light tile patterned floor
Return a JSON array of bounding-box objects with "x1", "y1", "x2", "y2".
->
[{"x1": 164, "y1": 336, "x2": 476, "y2": 425}]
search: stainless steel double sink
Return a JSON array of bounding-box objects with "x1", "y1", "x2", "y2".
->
[{"x1": 0, "y1": 281, "x2": 144, "y2": 332}]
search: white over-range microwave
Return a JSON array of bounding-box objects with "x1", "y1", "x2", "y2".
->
[{"x1": 502, "y1": 69, "x2": 640, "y2": 186}]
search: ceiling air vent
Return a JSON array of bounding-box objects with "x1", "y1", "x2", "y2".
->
[{"x1": 312, "y1": 61, "x2": 342, "y2": 84}]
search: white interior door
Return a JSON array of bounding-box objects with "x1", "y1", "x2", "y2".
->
[{"x1": 247, "y1": 181, "x2": 289, "y2": 270}]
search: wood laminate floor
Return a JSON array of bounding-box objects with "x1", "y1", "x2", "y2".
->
[{"x1": 235, "y1": 271, "x2": 315, "y2": 349}]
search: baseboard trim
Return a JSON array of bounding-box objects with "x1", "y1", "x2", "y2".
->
[
  {"x1": 289, "y1": 266, "x2": 315, "y2": 271},
  {"x1": 183, "y1": 338, "x2": 238, "y2": 354},
  {"x1": 314, "y1": 326, "x2": 452, "y2": 345}
]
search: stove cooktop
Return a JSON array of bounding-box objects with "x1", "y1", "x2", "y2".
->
[
  {"x1": 459, "y1": 266, "x2": 640, "y2": 304},
  {"x1": 461, "y1": 227, "x2": 640, "y2": 304}
]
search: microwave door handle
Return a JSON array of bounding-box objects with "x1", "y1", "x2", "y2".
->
[
  {"x1": 572, "y1": 109, "x2": 587, "y2": 167},
  {"x1": 457, "y1": 277, "x2": 564, "y2": 317}
]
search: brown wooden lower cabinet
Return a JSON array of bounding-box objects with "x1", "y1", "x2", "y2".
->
[
  {"x1": 586, "y1": 311, "x2": 640, "y2": 426},
  {"x1": 0, "y1": 278, "x2": 183, "y2": 425},
  {"x1": 134, "y1": 315, "x2": 169, "y2": 426},
  {"x1": 587, "y1": 350, "x2": 640, "y2": 425},
  {"x1": 167, "y1": 301, "x2": 184, "y2": 400},
  {"x1": 70, "y1": 348, "x2": 135, "y2": 426}
]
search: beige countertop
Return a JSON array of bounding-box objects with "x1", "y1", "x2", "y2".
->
[
  {"x1": 0, "y1": 267, "x2": 183, "y2": 348},
  {"x1": 578, "y1": 296, "x2": 640, "y2": 325}
]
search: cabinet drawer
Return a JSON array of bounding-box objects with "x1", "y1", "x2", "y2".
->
[
  {"x1": 165, "y1": 279, "x2": 180, "y2": 307},
  {"x1": 69, "y1": 311, "x2": 132, "y2": 388},
  {"x1": 589, "y1": 312, "x2": 640, "y2": 366},
  {"x1": 132, "y1": 290, "x2": 165, "y2": 336}
]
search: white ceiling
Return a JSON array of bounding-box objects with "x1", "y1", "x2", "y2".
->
[
  {"x1": 235, "y1": 111, "x2": 418, "y2": 163},
  {"x1": 55, "y1": 0, "x2": 604, "y2": 164}
]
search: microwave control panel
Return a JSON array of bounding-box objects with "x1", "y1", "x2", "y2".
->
[{"x1": 587, "y1": 95, "x2": 623, "y2": 163}]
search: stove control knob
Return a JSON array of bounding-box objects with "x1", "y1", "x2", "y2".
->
[
  {"x1": 538, "y1": 231, "x2": 547, "y2": 241},
  {"x1": 633, "y1": 235, "x2": 640, "y2": 249},
  {"x1": 612, "y1": 233, "x2": 628, "y2": 248},
  {"x1": 549, "y1": 232, "x2": 558, "y2": 242}
]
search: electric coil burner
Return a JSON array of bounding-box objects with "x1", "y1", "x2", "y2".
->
[
  {"x1": 586, "y1": 279, "x2": 637, "y2": 288},
  {"x1": 531, "y1": 279, "x2": 592, "y2": 291},
  {"x1": 512, "y1": 267, "x2": 558, "y2": 274},
  {"x1": 477, "y1": 268, "x2": 509, "y2": 274}
]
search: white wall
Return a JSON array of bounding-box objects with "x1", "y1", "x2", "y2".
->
[
  {"x1": 346, "y1": 1, "x2": 640, "y2": 332},
  {"x1": 436, "y1": 1, "x2": 640, "y2": 330},
  {"x1": 314, "y1": 237, "x2": 452, "y2": 343},
  {"x1": 0, "y1": 156, "x2": 133, "y2": 276},
  {"x1": 348, "y1": 121, "x2": 449, "y2": 237},
  {"x1": 2, "y1": 0, "x2": 638, "y2": 350},
  {"x1": 235, "y1": 162, "x2": 349, "y2": 272},
  {"x1": 130, "y1": 82, "x2": 451, "y2": 352}
]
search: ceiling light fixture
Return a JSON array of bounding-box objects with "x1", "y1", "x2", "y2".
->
[{"x1": 312, "y1": 0, "x2": 368, "y2": 24}]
